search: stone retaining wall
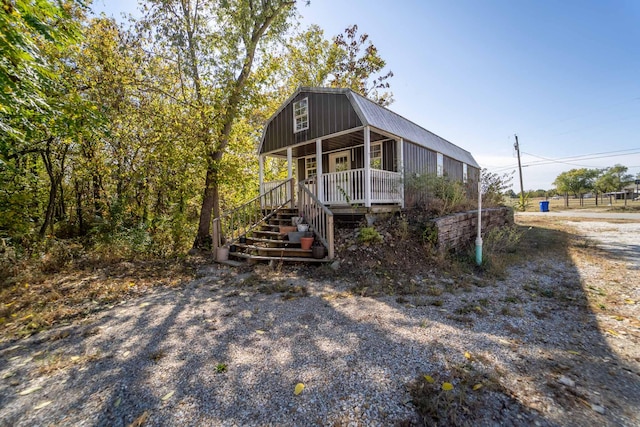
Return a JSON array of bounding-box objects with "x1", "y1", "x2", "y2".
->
[{"x1": 432, "y1": 207, "x2": 514, "y2": 252}]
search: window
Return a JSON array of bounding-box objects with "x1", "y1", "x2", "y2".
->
[
  {"x1": 305, "y1": 156, "x2": 317, "y2": 178},
  {"x1": 437, "y1": 152, "x2": 444, "y2": 176},
  {"x1": 293, "y1": 98, "x2": 309, "y2": 132},
  {"x1": 370, "y1": 143, "x2": 382, "y2": 169},
  {"x1": 463, "y1": 163, "x2": 468, "y2": 183}
]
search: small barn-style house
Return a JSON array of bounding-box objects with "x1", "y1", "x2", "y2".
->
[{"x1": 216, "y1": 87, "x2": 480, "y2": 263}]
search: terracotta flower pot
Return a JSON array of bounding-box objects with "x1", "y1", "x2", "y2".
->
[
  {"x1": 300, "y1": 237, "x2": 314, "y2": 250},
  {"x1": 279, "y1": 225, "x2": 297, "y2": 234}
]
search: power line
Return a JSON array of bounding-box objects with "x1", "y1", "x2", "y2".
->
[{"x1": 486, "y1": 148, "x2": 640, "y2": 173}]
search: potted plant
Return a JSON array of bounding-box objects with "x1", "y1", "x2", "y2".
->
[
  {"x1": 312, "y1": 241, "x2": 325, "y2": 259},
  {"x1": 300, "y1": 232, "x2": 314, "y2": 250}
]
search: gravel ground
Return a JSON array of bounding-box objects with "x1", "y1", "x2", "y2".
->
[{"x1": 0, "y1": 219, "x2": 639, "y2": 426}]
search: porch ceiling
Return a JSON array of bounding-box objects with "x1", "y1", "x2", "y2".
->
[{"x1": 266, "y1": 129, "x2": 388, "y2": 158}]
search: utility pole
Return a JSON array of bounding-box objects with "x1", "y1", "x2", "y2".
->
[{"x1": 514, "y1": 134, "x2": 525, "y2": 211}]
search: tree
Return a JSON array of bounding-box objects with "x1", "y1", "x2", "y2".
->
[
  {"x1": 0, "y1": 0, "x2": 84, "y2": 139},
  {"x1": 329, "y1": 25, "x2": 394, "y2": 106},
  {"x1": 136, "y1": 0, "x2": 298, "y2": 249},
  {"x1": 595, "y1": 164, "x2": 634, "y2": 197},
  {"x1": 553, "y1": 168, "x2": 599, "y2": 197}
]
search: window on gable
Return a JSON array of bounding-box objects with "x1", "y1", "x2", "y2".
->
[
  {"x1": 370, "y1": 143, "x2": 382, "y2": 170},
  {"x1": 293, "y1": 98, "x2": 309, "y2": 132}
]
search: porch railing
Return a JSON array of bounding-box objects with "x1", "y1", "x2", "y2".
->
[
  {"x1": 212, "y1": 178, "x2": 294, "y2": 250},
  {"x1": 371, "y1": 169, "x2": 402, "y2": 203},
  {"x1": 260, "y1": 179, "x2": 294, "y2": 209},
  {"x1": 298, "y1": 180, "x2": 335, "y2": 259},
  {"x1": 322, "y1": 168, "x2": 402, "y2": 205}
]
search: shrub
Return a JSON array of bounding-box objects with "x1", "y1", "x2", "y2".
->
[
  {"x1": 357, "y1": 227, "x2": 382, "y2": 244},
  {"x1": 405, "y1": 173, "x2": 472, "y2": 216}
]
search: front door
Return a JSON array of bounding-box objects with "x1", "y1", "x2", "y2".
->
[
  {"x1": 329, "y1": 150, "x2": 351, "y2": 173},
  {"x1": 326, "y1": 150, "x2": 352, "y2": 204}
]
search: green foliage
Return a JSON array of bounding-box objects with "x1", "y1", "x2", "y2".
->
[
  {"x1": 513, "y1": 191, "x2": 531, "y2": 212},
  {"x1": 481, "y1": 169, "x2": 513, "y2": 207},
  {"x1": 406, "y1": 173, "x2": 471, "y2": 215},
  {"x1": 357, "y1": 227, "x2": 382, "y2": 244},
  {"x1": 553, "y1": 168, "x2": 600, "y2": 197},
  {"x1": 595, "y1": 164, "x2": 634, "y2": 194},
  {"x1": 422, "y1": 223, "x2": 438, "y2": 246},
  {"x1": 0, "y1": 0, "x2": 85, "y2": 138},
  {"x1": 483, "y1": 224, "x2": 523, "y2": 254},
  {"x1": 329, "y1": 25, "x2": 394, "y2": 106}
]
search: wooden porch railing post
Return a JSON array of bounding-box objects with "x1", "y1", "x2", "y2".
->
[
  {"x1": 327, "y1": 214, "x2": 334, "y2": 259},
  {"x1": 289, "y1": 177, "x2": 295, "y2": 209}
]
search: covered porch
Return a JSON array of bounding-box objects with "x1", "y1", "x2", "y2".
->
[{"x1": 259, "y1": 125, "x2": 404, "y2": 209}]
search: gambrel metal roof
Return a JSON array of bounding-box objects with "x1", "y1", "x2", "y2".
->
[
  {"x1": 260, "y1": 87, "x2": 480, "y2": 169},
  {"x1": 346, "y1": 90, "x2": 480, "y2": 168}
]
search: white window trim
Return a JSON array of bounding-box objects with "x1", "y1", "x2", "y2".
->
[
  {"x1": 463, "y1": 163, "x2": 468, "y2": 183},
  {"x1": 293, "y1": 97, "x2": 309, "y2": 133},
  {"x1": 437, "y1": 152, "x2": 444, "y2": 177},
  {"x1": 370, "y1": 142, "x2": 383, "y2": 170},
  {"x1": 328, "y1": 150, "x2": 352, "y2": 173},
  {"x1": 304, "y1": 156, "x2": 317, "y2": 179}
]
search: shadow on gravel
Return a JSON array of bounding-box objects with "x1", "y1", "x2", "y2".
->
[{"x1": 0, "y1": 222, "x2": 638, "y2": 426}]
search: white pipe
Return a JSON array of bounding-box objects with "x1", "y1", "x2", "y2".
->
[{"x1": 475, "y1": 178, "x2": 483, "y2": 265}]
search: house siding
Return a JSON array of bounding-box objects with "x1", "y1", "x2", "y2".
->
[
  {"x1": 262, "y1": 92, "x2": 362, "y2": 154},
  {"x1": 403, "y1": 141, "x2": 437, "y2": 175},
  {"x1": 443, "y1": 156, "x2": 463, "y2": 180}
]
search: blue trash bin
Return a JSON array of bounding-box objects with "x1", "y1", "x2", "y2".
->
[{"x1": 539, "y1": 201, "x2": 549, "y2": 212}]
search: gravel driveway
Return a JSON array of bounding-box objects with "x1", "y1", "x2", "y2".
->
[{"x1": 1, "y1": 216, "x2": 639, "y2": 426}]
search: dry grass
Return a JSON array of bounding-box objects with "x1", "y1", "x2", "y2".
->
[
  {"x1": 408, "y1": 361, "x2": 505, "y2": 426},
  {"x1": 509, "y1": 196, "x2": 640, "y2": 212},
  {"x1": 0, "y1": 259, "x2": 197, "y2": 341}
]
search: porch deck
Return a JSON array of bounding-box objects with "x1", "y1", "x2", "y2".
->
[{"x1": 261, "y1": 168, "x2": 402, "y2": 209}]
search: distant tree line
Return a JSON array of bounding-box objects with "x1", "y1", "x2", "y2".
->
[
  {"x1": 503, "y1": 164, "x2": 638, "y2": 203},
  {"x1": 552, "y1": 164, "x2": 636, "y2": 199}
]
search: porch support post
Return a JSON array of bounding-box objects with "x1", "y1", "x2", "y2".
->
[
  {"x1": 398, "y1": 138, "x2": 405, "y2": 208},
  {"x1": 316, "y1": 138, "x2": 324, "y2": 203},
  {"x1": 287, "y1": 147, "x2": 293, "y2": 208},
  {"x1": 258, "y1": 155, "x2": 265, "y2": 209},
  {"x1": 364, "y1": 126, "x2": 371, "y2": 207}
]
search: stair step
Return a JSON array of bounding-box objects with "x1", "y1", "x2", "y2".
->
[
  {"x1": 230, "y1": 252, "x2": 329, "y2": 263},
  {"x1": 234, "y1": 244, "x2": 313, "y2": 258},
  {"x1": 246, "y1": 237, "x2": 300, "y2": 247},
  {"x1": 252, "y1": 230, "x2": 286, "y2": 239},
  {"x1": 269, "y1": 218, "x2": 296, "y2": 225}
]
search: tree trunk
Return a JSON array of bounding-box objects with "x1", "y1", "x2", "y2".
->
[
  {"x1": 93, "y1": 174, "x2": 102, "y2": 218},
  {"x1": 75, "y1": 180, "x2": 85, "y2": 235},
  {"x1": 194, "y1": 165, "x2": 217, "y2": 249},
  {"x1": 40, "y1": 178, "x2": 58, "y2": 237}
]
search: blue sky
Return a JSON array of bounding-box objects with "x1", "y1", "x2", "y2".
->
[{"x1": 92, "y1": 0, "x2": 640, "y2": 190}]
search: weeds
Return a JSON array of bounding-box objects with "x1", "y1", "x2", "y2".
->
[
  {"x1": 357, "y1": 227, "x2": 383, "y2": 244},
  {"x1": 408, "y1": 362, "x2": 503, "y2": 426}
]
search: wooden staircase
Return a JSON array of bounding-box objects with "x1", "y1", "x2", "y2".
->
[{"x1": 229, "y1": 208, "x2": 330, "y2": 263}]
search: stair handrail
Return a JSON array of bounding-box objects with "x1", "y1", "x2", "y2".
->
[
  {"x1": 212, "y1": 178, "x2": 294, "y2": 250},
  {"x1": 298, "y1": 179, "x2": 334, "y2": 259}
]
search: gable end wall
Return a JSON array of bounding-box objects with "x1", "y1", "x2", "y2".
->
[{"x1": 262, "y1": 92, "x2": 362, "y2": 154}]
